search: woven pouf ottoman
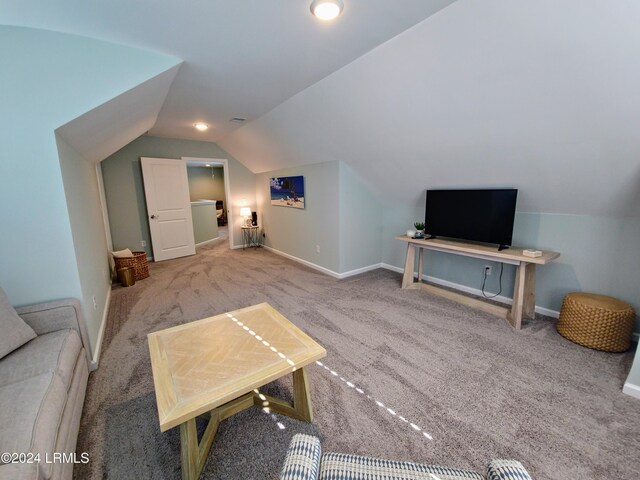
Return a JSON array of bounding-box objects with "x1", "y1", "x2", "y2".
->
[{"x1": 557, "y1": 292, "x2": 635, "y2": 352}]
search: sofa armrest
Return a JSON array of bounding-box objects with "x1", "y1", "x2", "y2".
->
[
  {"x1": 280, "y1": 434, "x2": 322, "y2": 480},
  {"x1": 487, "y1": 459, "x2": 533, "y2": 480},
  {"x1": 0, "y1": 462, "x2": 43, "y2": 480},
  {"x1": 15, "y1": 298, "x2": 91, "y2": 367}
]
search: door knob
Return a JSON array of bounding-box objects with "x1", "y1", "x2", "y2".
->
[{"x1": 150, "y1": 214, "x2": 159, "y2": 219}]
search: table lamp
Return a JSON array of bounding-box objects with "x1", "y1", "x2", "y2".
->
[{"x1": 240, "y1": 207, "x2": 252, "y2": 227}]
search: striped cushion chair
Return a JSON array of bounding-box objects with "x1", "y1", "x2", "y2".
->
[{"x1": 281, "y1": 434, "x2": 532, "y2": 480}]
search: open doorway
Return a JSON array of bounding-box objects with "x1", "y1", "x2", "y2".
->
[
  {"x1": 98, "y1": 154, "x2": 236, "y2": 265},
  {"x1": 183, "y1": 157, "x2": 234, "y2": 250}
]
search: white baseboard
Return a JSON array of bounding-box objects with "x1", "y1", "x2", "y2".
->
[
  {"x1": 230, "y1": 248, "x2": 637, "y2": 335},
  {"x1": 262, "y1": 245, "x2": 382, "y2": 280},
  {"x1": 380, "y1": 263, "x2": 560, "y2": 319},
  {"x1": 90, "y1": 286, "x2": 111, "y2": 371},
  {"x1": 195, "y1": 237, "x2": 219, "y2": 248},
  {"x1": 339, "y1": 263, "x2": 384, "y2": 279},
  {"x1": 262, "y1": 245, "x2": 341, "y2": 278},
  {"x1": 623, "y1": 382, "x2": 640, "y2": 400}
]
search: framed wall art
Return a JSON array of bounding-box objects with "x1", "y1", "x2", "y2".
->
[{"x1": 270, "y1": 176, "x2": 305, "y2": 209}]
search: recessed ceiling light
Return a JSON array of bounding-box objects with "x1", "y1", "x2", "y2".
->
[
  {"x1": 310, "y1": 0, "x2": 344, "y2": 20},
  {"x1": 193, "y1": 122, "x2": 209, "y2": 131},
  {"x1": 205, "y1": 164, "x2": 211, "y2": 167}
]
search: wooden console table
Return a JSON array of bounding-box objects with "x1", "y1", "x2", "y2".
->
[{"x1": 396, "y1": 236, "x2": 560, "y2": 329}]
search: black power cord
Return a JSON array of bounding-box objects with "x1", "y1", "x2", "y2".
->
[{"x1": 481, "y1": 263, "x2": 504, "y2": 299}]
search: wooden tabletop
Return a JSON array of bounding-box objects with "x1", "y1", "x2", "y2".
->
[
  {"x1": 395, "y1": 235, "x2": 560, "y2": 265},
  {"x1": 148, "y1": 303, "x2": 326, "y2": 431}
]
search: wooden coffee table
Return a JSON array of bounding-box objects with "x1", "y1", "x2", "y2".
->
[{"x1": 147, "y1": 303, "x2": 326, "y2": 480}]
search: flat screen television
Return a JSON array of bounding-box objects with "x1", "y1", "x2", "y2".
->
[{"x1": 424, "y1": 189, "x2": 518, "y2": 250}]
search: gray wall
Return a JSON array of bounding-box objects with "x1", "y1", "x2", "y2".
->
[
  {"x1": 256, "y1": 161, "x2": 384, "y2": 275},
  {"x1": 191, "y1": 203, "x2": 219, "y2": 245},
  {"x1": 57, "y1": 135, "x2": 111, "y2": 351},
  {"x1": 256, "y1": 162, "x2": 341, "y2": 273},
  {"x1": 187, "y1": 166, "x2": 225, "y2": 201},
  {"x1": 101, "y1": 135, "x2": 255, "y2": 255},
  {"x1": 339, "y1": 163, "x2": 383, "y2": 272},
  {"x1": 627, "y1": 350, "x2": 640, "y2": 391},
  {"x1": 0, "y1": 26, "x2": 177, "y2": 356}
]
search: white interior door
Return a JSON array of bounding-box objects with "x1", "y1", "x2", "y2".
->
[{"x1": 141, "y1": 157, "x2": 195, "y2": 262}]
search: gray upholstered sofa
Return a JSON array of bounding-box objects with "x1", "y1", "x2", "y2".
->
[
  {"x1": 0, "y1": 288, "x2": 90, "y2": 480},
  {"x1": 280, "y1": 434, "x2": 533, "y2": 480}
]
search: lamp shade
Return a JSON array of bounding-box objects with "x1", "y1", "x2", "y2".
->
[{"x1": 240, "y1": 207, "x2": 251, "y2": 217}]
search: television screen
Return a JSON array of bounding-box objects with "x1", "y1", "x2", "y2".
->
[{"x1": 424, "y1": 189, "x2": 518, "y2": 248}]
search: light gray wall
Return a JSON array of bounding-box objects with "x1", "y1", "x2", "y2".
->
[
  {"x1": 101, "y1": 135, "x2": 255, "y2": 255},
  {"x1": 256, "y1": 161, "x2": 384, "y2": 275},
  {"x1": 56, "y1": 135, "x2": 111, "y2": 351},
  {"x1": 191, "y1": 203, "x2": 219, "y2": 245},
  {"x1": 626, "y1": 349, "x2": 640, "y2": 391},
  {"x1": 0, "y1": 26, "x2": 177, "y2": 339},
  {"x1": 339, "y1": 163, "x2": 383, "y2": 272},
  {"x1": 256, "y1": 162, "x2": 340, "y2": 273},
  {"x1": 187, "y1": 166, "x2": 225, "y2": 201},
  {"x1": 383, "y1": 198, "x2": 640, "y2": 333}
]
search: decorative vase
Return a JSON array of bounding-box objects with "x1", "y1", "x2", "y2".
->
[{"x1": 406, "y1": 229, "x2": 416, "y2": 238}]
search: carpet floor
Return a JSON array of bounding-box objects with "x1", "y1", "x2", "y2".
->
[{"x1": 75, "y1": 238, "x2": 639, "y2": 479}]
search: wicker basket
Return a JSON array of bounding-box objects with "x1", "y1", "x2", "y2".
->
[
  {"x1": 557, "y1": 292, "x2": 635, "y2": 352},
  {"x1": 113, "y1": 251, "x2": 149, "y2": 281}
]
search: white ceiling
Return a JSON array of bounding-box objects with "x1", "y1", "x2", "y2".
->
[
  {"x1": 4, "y1": 0, "x2": 640, "y2": 216},
  {"x1": 219, "y1": 0, "x2": 640, "y2": 216},
  {"x1": 0, "y1": 0, "x2": 455, "y2": 142}
]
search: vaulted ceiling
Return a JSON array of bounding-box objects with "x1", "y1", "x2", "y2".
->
[
  {"x1": 2, "y1": 0, "x2": 639, "y2": 216},
  {"x1": 218, "y1": 0, "x2": 640, "y2": 216},
  {"x1": 0, "y1": 0, "x2": 454, "y2": 141}
]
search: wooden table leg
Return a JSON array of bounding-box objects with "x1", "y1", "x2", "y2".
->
[
  {"x1": 292, "y1": 367, "x2": 313, "y2": 422},
  {"x1": 509, "y1": 262, "x2": 537, "y2": 329},
  {"x1": 180, "y1": 419, "x2": 199, "y2": 480},
  {"x1": 176, "y1": 371, "x2": 317, "y2": 480},
  {"x1": 523, "y1": 263, "x2": 536, "y2": 320},
  {"x1": 401, "y1": 243, "x2": 416, "y2": 288},
  {"x1": 179, "y1": 409, "x2": 223, "y2": 480},
  {"x1": 417, "y1": 248, "x2": 424, "y2": 283},
  {"x1": 252, "y1": 367, "x2": 314, "y2": 422}
]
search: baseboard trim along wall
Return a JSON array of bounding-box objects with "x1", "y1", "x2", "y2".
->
[
  {"x1": 195, "y1": 237, "x2": 220, "y2": 248},
  {"x1": 339, "y1": 263, "x2": 384, "y2": 279},
  {"x1": 379, "y1": 263, "x2": 561, "y2": 318},
  {"x1": 623, "y1": 382, "x2": 640, "y2": 400},
  {"x1": 262, "y1": 245, "x2": 381, "y2": 279},
  {"x1": 90, "y1": 286, "x2": 111, "y2": 371},
  {"x1": 256, "y1": 250, "x2": 639, "y2": 339},
  {"x1": 378, "y1": 266, "x2": 639, "y2": 340}
]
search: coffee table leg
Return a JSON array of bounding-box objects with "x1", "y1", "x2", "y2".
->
[
  {"x1": 252, "y1": 367, "x2": 315, "y2": 423},
  {"x1": 293, "y1": 367, "x2": 313, "y2": 422},
  {"x1": 180, "y1": 419, "x2": 199, "y2": 480},
  {"x1": 179, "y1": 409, "x2": 224, "y2": 480}
]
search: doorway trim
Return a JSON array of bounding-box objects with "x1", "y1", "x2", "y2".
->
[{"x1": 182, "y1": 157, "x2": 234, "y2": 249}]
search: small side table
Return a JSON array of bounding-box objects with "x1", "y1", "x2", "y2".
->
[{"x1": 241, "y1": 225, "x2": 261, "y2": 249}]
